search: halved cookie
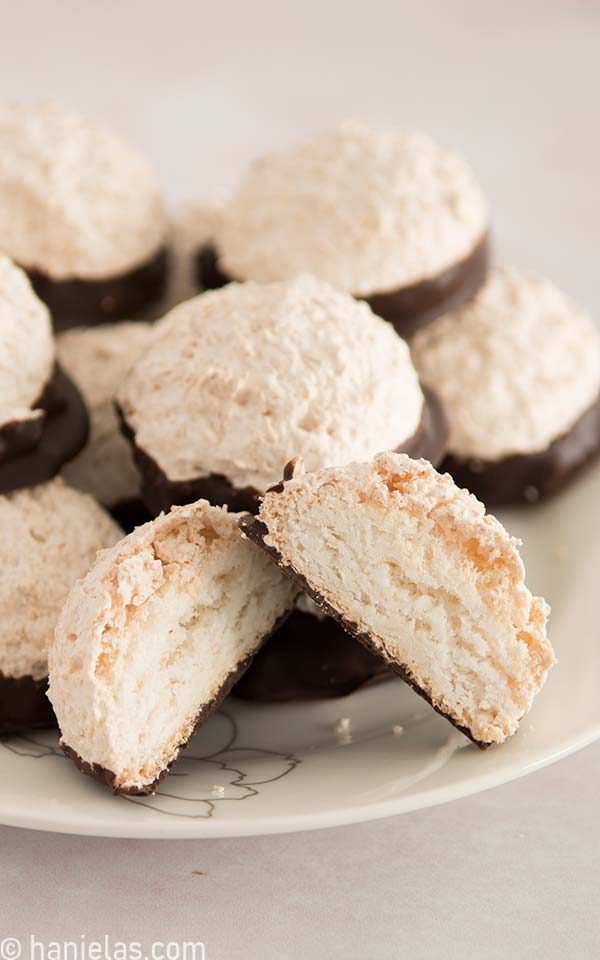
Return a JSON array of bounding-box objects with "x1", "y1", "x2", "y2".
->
[
  {"x1": 48, "y1": 500, "x2": 297, "y2": 795},
  {"x1": 240, "y1": 453, "x2": 554, "y2": 747}
]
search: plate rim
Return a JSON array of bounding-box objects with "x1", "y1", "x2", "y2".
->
[{"x1": 1, "y1": 721, "x2": 598, "y2": 839}]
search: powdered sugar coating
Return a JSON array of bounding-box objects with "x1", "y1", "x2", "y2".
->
[
  {"x1": 0, "y1": 254, "x2": 54, "y2": 428},
  {"x1": 0, "y1": 102, "x2": 168, "y2": 280},
  {"x1": 412, "y1": 268, "x2": 600, "y2": 461},
  {"x1": 48, "y1": 500, "x2": 296, "y2": 792},
  {"x1": 118, "y1": 275, "x2": 424, "y2": 492},
  {"x1": 216, "y1": 122, "x2": 488, "y2": 296},
  {"x1": 58, "y1": 322, "x2": 154, "y2": 506},
  {"x1": 256, "y1": 452, "x2": 553, "y2": 744},
  {"x1": 0, "y1": 479, "x2": 121, "y2": 680}
]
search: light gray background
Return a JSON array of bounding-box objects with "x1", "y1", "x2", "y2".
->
[{"x1": 1, "y1": 2, "x2": 599, "y2": 957}]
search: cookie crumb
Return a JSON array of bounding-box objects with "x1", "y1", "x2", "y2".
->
[
  {"x1": 210, "y1": 784, "x2": 225, "y2": 798},
  {"x1": 334, "y1": 717, "x2": 353, "y2": 745},
  {"x1": 335, "y1": 717, "x2": 351, "y2": 734}
]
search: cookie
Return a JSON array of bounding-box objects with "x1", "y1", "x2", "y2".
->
[
  {"x1": 0, "y1": 479, "x2": 121, "y2": 733},
  {"x1": 48, "y1": 500, "x2": 297, "y2": 794},
  {"x1": 0, "y1": 103, "x2": 169, "y2": 329},
  {"x1": 412, "y1": 269, "x2": 600, "y2": 504},
  {"x1": 198, "y1": 123, "x2": 489, "y2": 336},
  {"x1": 58, "y1": 322, "x2": 154, "y2": 528},
  {"x1": 170, "y1": 200, "x2": 225, "y2": 306},
  {"x1": 0, "y1": 256, "x2": 88, "y2": 494},
  {"x1": 234, "y1": 594, "x2": 389, "y2": 701},
  {"x1": 240, "y1": 453, "x2": 554, "y2": 747},
  {"x1": 117, "y1": 275, "x2": 448, "y2": 516}
]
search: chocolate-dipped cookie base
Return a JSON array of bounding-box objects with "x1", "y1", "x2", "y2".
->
[
  {"x1": 195, "y1": 235, "x2": 490, "y2": 338},
  {"x1": 118, "y1": 385, "x2": 448, "y2": 519},
  {"x1": 195, "y1": 244, "x2": 231, "y2": 293},
  {"x1": 109, "y1": 498, "x2": 152, "y2": 534},
  {"x1": 403, "y1": 386, "x2": 448, "y2": 467},
  {"x1": 365, "y1": 234, "x2": 490, "y2": 338},
  {"x1": 239, "y1": 503, "x2": 491, "y2": 749},
  {"x1": 0, "y1": 365, "x2": 89, "y2": 495},
  {"x1": 0, "y1": 672, "x2": 56, "y2": 735},
  {"x1": 27, "y1": 247, "x2": 169, "y2": 332},
  {"x1": 234, "y1": 608, "x2": 390, "y2": 702},
  {"x1": 0, "y1": 410, "x2": 45, "y2": 463},
  {"x1": 118, "y1": 407, "x2": 260, "y2": 517},
  {"x1": 442, "y1": 394, "x2": 600, "y2": 506}
]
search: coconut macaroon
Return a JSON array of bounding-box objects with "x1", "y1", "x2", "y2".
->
[
  {"x1": 412, "y1": 269, "x2": 600, "y2": 504},
  {"x1": 117, "y1": 275, "x2": 448, "y2": 516},
  {"x1": 0, "y1": 254, "x2": 54, "y2": 432},
  {"x1": 199, "y1": 123, "x2": 490, "y2": 337},
  {"x1": 241, "y1": 453, "x2": 554, "y2": 746},
  {"x1": 48, "y1": 500, "x2": 296, "y2": 795},
  {"x1": 0, "y1": 256, "x2": 88, "y2": 494},
  {"x1": 234, "y1": 594, "x2": 389, "y2": 702},
  {"x1": 0, "y1": 102, "x2": 169, "y2": 329},
  {"x1": 0, "y1": 479, "x2": 121, "y2": 733},
  {"x1": 57, "y1": 322, "x2": 154, "y2": 527}
]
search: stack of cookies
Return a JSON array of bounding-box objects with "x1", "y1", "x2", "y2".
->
[
  {"x1": 0, "y1": 254, "x2": 121, "y2": 732},
  {"x1": 2, "y1": 103, "x2": 596, "y2": 796}
]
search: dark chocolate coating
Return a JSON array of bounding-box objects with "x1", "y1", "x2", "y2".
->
[
  {"x1": 109, "y1": 498, "x2": 152, "y2": 534},
  {"x1": 234, "y1": 608, "x2": 390, "y2": 702},
  {"x1": 442, "y1": 393, "x2": 600, "y2": 506},
  {"x1": 365, "y1": 234, "x2": 490, "y2": 338},
  {"x1": 239, "y1": 504, "x2": 491, "y2": 749},
  {"x1": 118, "y1": 385, "x2": 448, "y2": 518},
  {"x1": 195, "y1": 235, "x2": 490, "y2": 338},
  {"x1": 61, "y1": 609, "x2": 291, "y2": 796},
  {"x1": 0, "y1": 672, "x2": 56, "y2": 735},
  {"x1": 27, "y1": 247, "x2": 169, "y2": 332},
  {"x1": 0, "y1": 365, "x2": 89, "y2": 495},
  {"x1": 118, "y1": 407, "x2": 260, "y2": 517},
  {"x1": 0, "y1": 412, "x2": 45, "y2": 465},
  {"x1": 195, "y1": 244, "x2": 231, "y2": 292},
  {"x1": 402, "y1": 385, "x2": 448, "y2": 466}
]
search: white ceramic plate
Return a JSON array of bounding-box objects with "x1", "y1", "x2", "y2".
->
[{"x1": 1, "y1": 464, "x2": 599, "y2": 838}]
